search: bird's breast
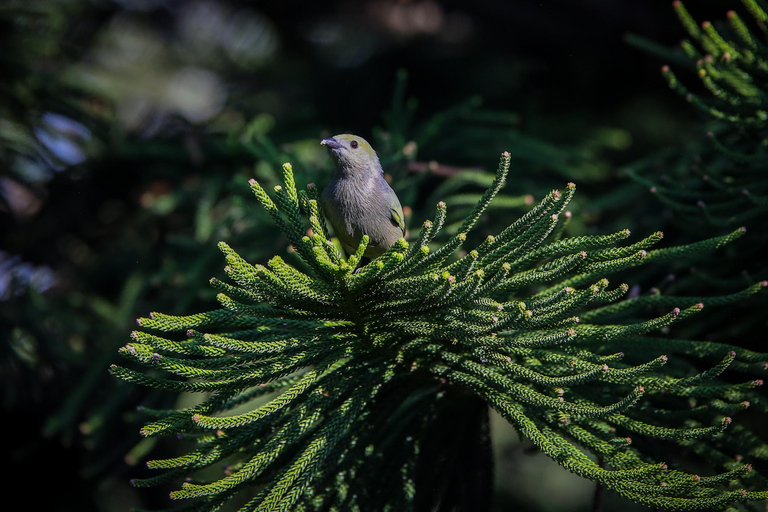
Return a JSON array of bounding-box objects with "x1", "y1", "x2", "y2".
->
[{"x1": 322, "y1": 176, "x2": 400, "y2": 253}]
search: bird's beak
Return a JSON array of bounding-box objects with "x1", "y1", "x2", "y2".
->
[{"x1": 320, "y1": 137, "x2": 343, "y2": 150}]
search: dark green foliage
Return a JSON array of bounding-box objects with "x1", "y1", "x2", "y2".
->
[
  {"x1": 625, "y1": 0, "x2": 767, "y2": 252},
  {"x1": 114, "y1": 153, "x2": 768, "y2": 511},
  {"x1": 622, "y1": 0, "x2": 768, "y2": 340},
  {"x1": 3, "y1": 1, "x2": 768, "y2": 510}
]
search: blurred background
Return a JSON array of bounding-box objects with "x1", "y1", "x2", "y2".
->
[{"x1": 1, "y1": 0, "x2": 756, "y2": 510}]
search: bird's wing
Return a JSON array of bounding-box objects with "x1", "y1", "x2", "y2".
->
[{"x1": 388, "y1": 193, "x2": 406, "y2": 235}]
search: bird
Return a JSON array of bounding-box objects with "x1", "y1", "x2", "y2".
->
[{"x1": 320, "y1": 134, "x2": 406, "y2": 258}]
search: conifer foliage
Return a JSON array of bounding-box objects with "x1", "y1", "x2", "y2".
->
[
  {"x1": 621, "y1": 0, "x2": 768, "y2": 341},
  {"x1": 626, "y1": 0, "x2": 768, "y2": 275},
  {"x1": 112, "y1": 152, "x2": 768, "y2": 511}
]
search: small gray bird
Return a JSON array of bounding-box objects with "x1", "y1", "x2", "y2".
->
[{"x1": 320, "y1": 134, "x2": 406, "y2": 258}]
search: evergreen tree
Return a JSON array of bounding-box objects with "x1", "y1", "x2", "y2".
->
[{"x1": 114, "y1": 152, "x2": 768, "y2": 511}]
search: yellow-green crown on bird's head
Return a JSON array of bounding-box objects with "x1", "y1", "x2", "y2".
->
[{"x1": 320, "y1": 133, "x2": 383, "y2": 178}]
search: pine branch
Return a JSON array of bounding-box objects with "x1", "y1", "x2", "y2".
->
[{"x1": 113, "y1": 152, "x2": 768, "y2": 511}]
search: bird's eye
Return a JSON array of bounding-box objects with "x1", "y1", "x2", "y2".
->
[{"x1": 350, "y1": 140, "x2": 359, "y2": 149}]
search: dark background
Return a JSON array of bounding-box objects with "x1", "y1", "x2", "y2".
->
[{"x1": 1, "y1": 0, "x2": 752, "y2": 510}]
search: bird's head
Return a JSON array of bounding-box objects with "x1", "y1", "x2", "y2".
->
[{"x1": 321, "y1": 134, "x2": 382, "y2": 178}]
